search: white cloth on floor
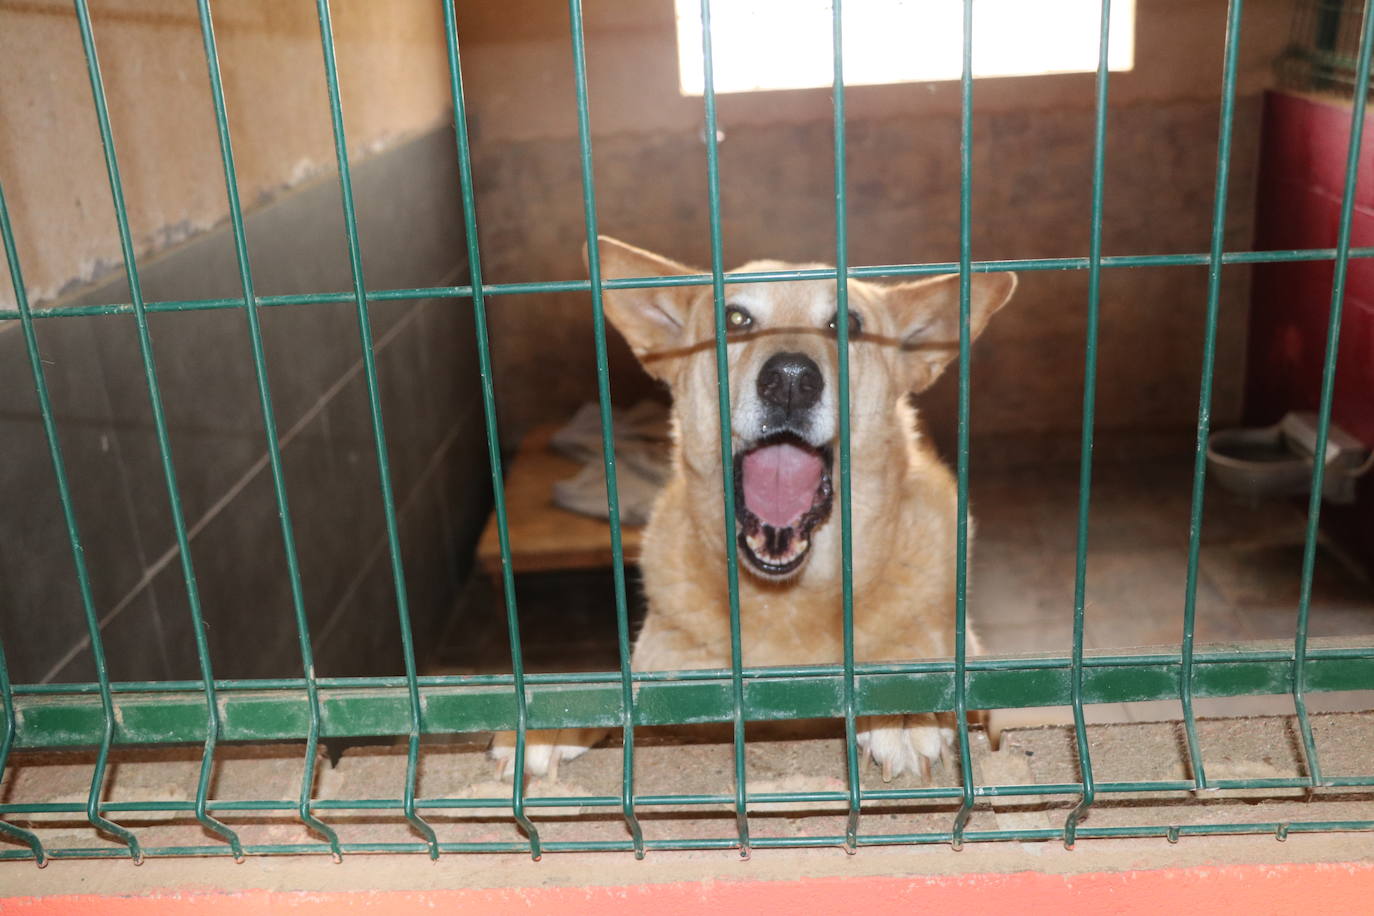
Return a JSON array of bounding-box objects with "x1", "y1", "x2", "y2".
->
[{"x1": 550, "y1": 400, "x2": 671, "y2": 526}]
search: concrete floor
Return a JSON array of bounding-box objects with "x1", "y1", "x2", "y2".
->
[
  {"x1": 3, "y1": 713, "x2": 1373, "y2": 863},
  {"x1": 968, "y1": 459, "x2": 1374, "y2": 727},
  {"x1": 970, "y1": 460, "x2": 1374, "y2": 654}
]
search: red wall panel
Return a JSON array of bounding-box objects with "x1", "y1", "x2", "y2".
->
[{"x1": 1248, "y1": 90, "x2": 1374, "y2": 564}]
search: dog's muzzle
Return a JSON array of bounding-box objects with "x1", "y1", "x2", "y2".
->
[{"x1": 734, "y1": 351, "x2": 833, "y2": 577}]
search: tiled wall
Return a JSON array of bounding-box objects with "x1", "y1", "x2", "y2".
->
[{"x1": 0, "y1": 127, "x2": 488, "y2": 685}]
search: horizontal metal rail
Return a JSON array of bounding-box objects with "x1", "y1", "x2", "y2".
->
[
  {"x1": 3, "y1": 816, "x2": 1372, "y2": 862},
  {"x1": 5, "y1": 245, "x2": 1374, "y2": 322},
  {"x1": 6, "y1": 648, "x2": 1372, "y2": 748}
]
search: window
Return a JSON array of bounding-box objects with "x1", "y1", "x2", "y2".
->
[{"x1": 675, "y1": 0, "x2": 1136, "y2": 95}]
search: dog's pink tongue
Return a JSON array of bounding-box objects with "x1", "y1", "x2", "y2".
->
[{"x1": 742, "y1": 443, "x2": 824, "y2": 528}]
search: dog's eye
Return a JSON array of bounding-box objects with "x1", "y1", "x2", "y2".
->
[
  {"x1": 828, "y1": 310, "x2": 863, "y2": 339},
  {"x1": 724, "y1": 305, "x2": 754, "y2": 333}
]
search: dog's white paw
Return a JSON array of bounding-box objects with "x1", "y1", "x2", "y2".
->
[
  {"x1": 857, "y1": 715, "x2": 955, "y2": 783},
  {"x1": 488, "y1": 728, "x2": 607, "y2": 781}
]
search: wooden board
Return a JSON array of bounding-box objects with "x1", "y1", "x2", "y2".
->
[{"x1": 476, "y1": 424, "x2": 643, "y2": 576}]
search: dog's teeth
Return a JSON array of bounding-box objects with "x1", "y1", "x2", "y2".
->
[
  {"x1": 775, "y1": 536, "x2": 808, "y2": 563},
  {"x1": 744, "y1": 525, "x2": 811, "y2": 571}
]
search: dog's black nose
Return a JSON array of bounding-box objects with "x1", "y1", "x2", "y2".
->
[{"x1": 757, "y1": 351, "x2": 823, "y2": 413}]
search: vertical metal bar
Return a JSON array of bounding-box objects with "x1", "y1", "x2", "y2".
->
[
  {"x1": 949, "y1": 0, "x2": 978, "y2": 850},
  {"x1": 312, "y1": 0, "x2": 440, "y2": 858},
  {"x1": 1180, "y1": 0, "x2": 1246, "y2": 795},
  {"x1": 1293, "y1": 0, "x2": 1374, "y2": 789},
  {"x1": 698, "y1": 0, "x2": 751, "y2": 858},
  {"x1": 1063, "y1": 0, "x2": 1114, "y2": 848},
  {"x1": 561, "y1": 0, "x2": 645, "y2": 859},
  {"x1": 0, "y1": 647, "x2": 43, "y2": 864},
  {"x1": 0, "y1": 185, "x2": 53, "y2": 867},
  {"x1": 194, "y1": 0, "x2": 341, "y2": 860},
  {"x1": 438, "y1": 0, "x2": 540, "y2": 861},
  {"x1": 0, "y1": 640, "x2": 43, "y2": 864},
  {"x1": 72, "y1": 0, "x2": 241, "y2": 860},
  {"x1": 829, "y1": 0, "x2": 862, "y2": 855}
]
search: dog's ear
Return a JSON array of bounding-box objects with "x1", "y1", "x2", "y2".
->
[
  {"x1": 587, "y1": 236, "x2": 701, "y2": 374},
  {"x1": 885, "y1": 272, "x2": 1017, "y2": 393}
]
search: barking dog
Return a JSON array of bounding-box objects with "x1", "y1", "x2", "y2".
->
[{"x1": 491, "y1": 237, "x2": 1016, "y2": 781}]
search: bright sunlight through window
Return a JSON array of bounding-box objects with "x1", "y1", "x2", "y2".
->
[{"x1": 675, "y1": 0, "x2": 1136, "y2": 95}]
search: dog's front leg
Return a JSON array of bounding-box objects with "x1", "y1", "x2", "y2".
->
[{"x1": 488, "y1": 728, "x2": 609, "y2": 781}]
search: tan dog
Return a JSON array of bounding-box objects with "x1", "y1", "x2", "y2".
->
[{"x1": 490, "y1": 237, "x2": 1016, "y2": 781}]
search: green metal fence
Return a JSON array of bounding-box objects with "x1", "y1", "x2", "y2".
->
[{"x1": 1, "y1": 0, "x2": 1373, "y2": 864}]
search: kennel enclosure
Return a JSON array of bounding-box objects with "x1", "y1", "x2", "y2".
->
[{"x1": 1, "y1": 0, "x2": 1374, "y2": 863}]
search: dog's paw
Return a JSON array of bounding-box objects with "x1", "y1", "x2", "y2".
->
[
  {"x1": 856, "y1": 714, "x2": 955, "y2": 783},
  {"x1": 488, "y1": 728, "x2": 607, "y2": 781}
]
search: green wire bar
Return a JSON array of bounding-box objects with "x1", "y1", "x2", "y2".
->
[
  {"x1": 698, "y1": 0, "x2": 752, "y2": 858},
  {"x1": 7, "y1": 644, "x2": 1374, "y2": 739},
  {"x1": 73, "y1": 0, "x2": 242, "y2": 861},
  {"x1": 0, "y1": 186, "x2": 54, "y2": 867},
  {"x1": 564, "y1": 0, "x2": 646, "y2": 860},
  {"x1": 5, "y1": 753, "x2": 1374, "y2": 817},
  {"x1": 1182, "y1": 0, "x2": 1248, "y2": 795},
  {"x1": 4, "y1": 185, "x2": 137, "y2": 869},
  {"x1": 194, "y1": 0, "x2": 341, "y2": 860},
  {"x1": 950, "y1": 0, "x2": 978, "y2": 851},
  {"x1": 439, "y1": 0, "x2": 541, "y2": 859},
  {"x1": 0, "y1": 813, "x2": 1367, "y2": 861},
  {"x1": 0, "y1": 644, "x2": 41, "y2": 864},
  {"x1": 1063, "y1": 0, "x2": 1114, "y2": 849},
  {"x1": 5, "y1": 763, "x2": 1374, "y2": 815},
  {"x1": 1293, "y1": 0, "x2": 1374, "y2": 789},
  {"x1": 14, "y1": 245, "x2": 1374, "y2": 325},
  {"x1": 312, "y1": 0, "x2": 439, "y2": 859},
  {"x1": 829, "y1": 0, "x2": 863, "y2": 855},
  {"x1": 10, "y1": 640, "x2": 1374, "y2": 697}
]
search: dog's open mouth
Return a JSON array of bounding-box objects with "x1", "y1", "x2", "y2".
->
[{"x1": 734, "y1": 434, "x2": 834, "y2": 577}]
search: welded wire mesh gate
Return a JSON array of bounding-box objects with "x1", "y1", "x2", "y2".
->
[{"x1": 2, "y1": 0, "x2": 1374, "y2": 864}]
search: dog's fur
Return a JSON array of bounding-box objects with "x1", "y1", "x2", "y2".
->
[{"x1": 491, "y1": 237, "x2": 1016, "y2": 781}]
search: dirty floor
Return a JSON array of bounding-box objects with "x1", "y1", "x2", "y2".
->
[{"x1": 3, "y1": 713, "x2": 1372, "y2": 855}]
